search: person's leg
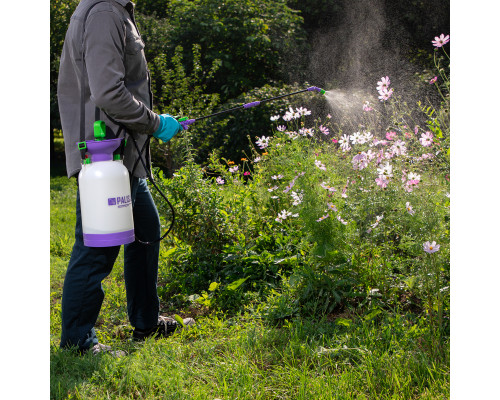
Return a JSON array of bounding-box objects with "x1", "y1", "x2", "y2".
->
[
  {"x1": 124, "y1": 178, "x2": 161, "y2": 331},
  {"x1": 60, "y1": 187, "x2": 121, "y2": 351}
]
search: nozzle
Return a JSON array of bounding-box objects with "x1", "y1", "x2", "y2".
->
[{"x1": 307, "y1": 86, "x2": 326, "y2": 95}]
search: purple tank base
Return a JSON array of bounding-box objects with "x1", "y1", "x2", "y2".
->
[
  {"x1": 83, "y1": 229, "x2": 135, "y2": 247},
  {"x1": 86, "y1": 138, "x2": 123, "y2": 162},
  {"x1": 307, "y1": 86, "x2": 321, "y2": 92}
]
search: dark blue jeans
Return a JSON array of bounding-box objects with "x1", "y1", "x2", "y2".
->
[{"x1": 60, "y1": 177, "x2": 161, "y2": 350}]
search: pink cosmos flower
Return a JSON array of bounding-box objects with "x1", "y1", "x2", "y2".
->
[
  {"x1": 350, "y1": 131, "x2": 362, "y2": 144},
  {"x1": 363, "y1": 101, "x2": 373, "y2": 112},
  {"x1": 352, "y1": 152, "x2": 369, "y2": 170},
  {"x1": 407, "y1": 172, "x2": 421, "y2": 182},
  {"x1": 229, "y1": 166, "x2": 238, "y2": 173},
  {"x1": 337, "y1": 215, "x2": 348, "y2": 225},
  {"x1": 327, "y1": 202, "x2": 338, "y2": 212},
  {"x1": 320, "y1": 182, "x2": 336, "y2": 192},
  {"x1": 376, "y1": 149, "x2": 385, "y2": 164},
  {"x1": 315, "y1": 160, "x2": 327, "y2": 171},
  {"x1": 256, "y1": 136, "x2": 270, "y2": 149},
  {"x1": 405, "y1": 201, "x2": 415, "y2": 215},
  {"x1": 339, "y1": 134, "x2": 350, "y2": 148},
  {"x1": 319, "y1": 125, "x2": 330, "y2": 135},
  {"x1": 216, "y1": 176, "x2": 225, "y2": 185},
  {"x1": 432, "y1": 34, "x2": 450, "y2": 48},
  {"x1": 361, "y1": 131, "x2": 373, "y2": 143},
  {"x1": 244, "y1": 171, "x2": 251, "y2": 176},
  {"x1": 296, "y1": 107, "x2": 312, "y2": 116},
  {"x1": 370, "y1": 215, "x2": 383, "y2": 229},
  {"x1": 429, "y1": 76, "x2": 438, "y2": 84},
  {"x1": 275, "y1": 209, "x2": 299, "y2": 223},
  {"x1": 291, "y1": 191, "x2": 303, "y2": 206},
  {"x1": 378, "y1": 88, "x2": 394, "y2": 101},
  {"x1": 365, "y1": 150, "x2": 376, "y2": 161},
  {"x1": 299, "y1": 127, "x2": 314, "y2": 137},
  {"x1": 419, "y1": 131, "x2": 433, "y2": 147},
  {"x1": 423, "y1": 241, "x2": 440, "y2": 253},
  {"x1": 277, "y1": 125, "x2": 286, "y2": 132},
  {"x1": 404, "y1": 179, "x2": 420, "y2": 193},
  {"x1": 390, "y1": 139, "x2": 407, "y2": 156},
  {"x1": 331, "y1": 138, "x2": 338, "y2": 143},
  {"x1": 283, "y1": 180, "x2": 295, "y2": 193},
  {"x1": 375, "y1": 175, "x2": 389, "y2": 188},
  {"x1": 316, "y1": 214, "x2": 330, "y2": 222},
  {"x1": 340, "y1": 179, "x2": 350, "y2": 198},
  {"x1": 377, "y1": 76, "x2": 391, "y2": 92}
]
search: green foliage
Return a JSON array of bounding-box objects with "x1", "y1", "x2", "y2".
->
[
  {"x1": 165, "y1": 0, "x2": 307, "y2": 99},
  {"x1": 196, "y1": 83, "x2": 314, "y2": 166},
  {"x1": 135, "y1": 0, "x2": 172, "y2": 19},
  {"x1": 148, "y1": 44, "x2": 222, "y2": 173}
]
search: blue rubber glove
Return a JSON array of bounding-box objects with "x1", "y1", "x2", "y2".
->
[{"x1": 153, "y1": 114, "x2": 184, "y2": 143}]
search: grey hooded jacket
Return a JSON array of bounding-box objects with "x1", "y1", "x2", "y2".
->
[{"x1": 57, "y1": 0, "x2": 160, "y2": 178}]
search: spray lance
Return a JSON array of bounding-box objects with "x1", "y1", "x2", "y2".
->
[
  {"x1": 77, "y1": 86, "x2": 326, "y2": 247},
  {"x1": 177, "y1": 86, "x2": 326, "y2": 129}
]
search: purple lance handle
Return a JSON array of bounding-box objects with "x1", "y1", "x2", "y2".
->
[
  {"x1": 243, "y1": 101, "x2": 261, "y2": 109},
  {"x1": 180, "y1": 118, "x2": 196, "y2": 130}
]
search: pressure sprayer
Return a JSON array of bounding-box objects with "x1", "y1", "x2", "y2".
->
[
  {"x1": 77, "y1": 121, "x2": 135, "y2": 247},
  {"x1": 77, "y1": 86, "x2": 326, "y2": 247}
]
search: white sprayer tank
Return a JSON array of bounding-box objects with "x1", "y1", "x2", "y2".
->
[{"x1": 78, "y1": 137, "x2": 135, "y2": 247}]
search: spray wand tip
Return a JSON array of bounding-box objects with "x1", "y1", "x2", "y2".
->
[{"x1": 307, "y1": 86, "x2": 326, "y2": 95}]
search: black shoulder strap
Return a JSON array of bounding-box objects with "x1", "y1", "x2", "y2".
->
[{"x1": 79, "y1": 0, "x2": 108, "y2": 160}]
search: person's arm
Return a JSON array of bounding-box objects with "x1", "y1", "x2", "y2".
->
[{"x1": 83, "y1": 9, "x2": 159, "y2": 134}]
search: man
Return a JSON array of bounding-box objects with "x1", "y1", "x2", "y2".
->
[{"x1": 57, "y1": 0, "x2": 194, "y2": 355}]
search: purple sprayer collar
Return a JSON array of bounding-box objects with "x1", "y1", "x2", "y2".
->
[{"x1": 86, "y1": 138, "x2": 122, "y2": 162}]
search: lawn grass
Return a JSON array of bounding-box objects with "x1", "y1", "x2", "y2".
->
[{"x1": 50, "y1": 175, "x2": 449, "y2": 400}]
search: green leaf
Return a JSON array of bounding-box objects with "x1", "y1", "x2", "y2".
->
[
  {"x1": 173, "y1": 314, "x2": 185, "y2": 327},
  {"x1": 226, "y1": 277, "x2": 248, "y2": 291},
  {"x1": 335, "y1": 318, "x2": 352, "y2": 327},
  {"x1": 208, "y1": 282, "x2": 220, "y2": 292},
  {"x1": 364, "y1": 309, "x2": 382, "y2": 321}
]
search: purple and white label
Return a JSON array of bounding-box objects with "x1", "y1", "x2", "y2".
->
[{"x1": 108, "y1": 195, "x2": 131, "y2": 208}]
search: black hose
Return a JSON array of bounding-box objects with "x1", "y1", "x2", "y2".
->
[{"x1": 130, "y1": 134, "x2": 175, "y2": 245}]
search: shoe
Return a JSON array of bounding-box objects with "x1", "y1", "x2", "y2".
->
[
  {"x1": 132, "y1": 316, "x2": 195, "y2": 341},
  {"x1": 91, "y1": 343, "x2": 127, "y2": 357}
]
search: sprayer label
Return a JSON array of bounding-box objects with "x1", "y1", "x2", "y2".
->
[{"x1": 108, "y1": 195, "x2": 131, "y2": 208}]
